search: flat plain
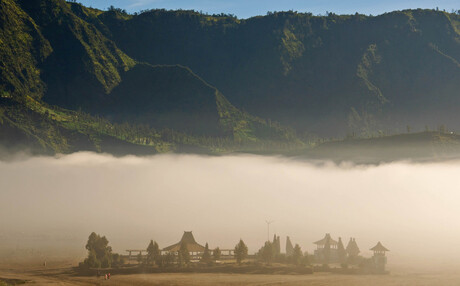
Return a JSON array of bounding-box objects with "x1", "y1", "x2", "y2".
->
[{"x1": 1, "y1": 262, "x2": 460, "y2": 286}]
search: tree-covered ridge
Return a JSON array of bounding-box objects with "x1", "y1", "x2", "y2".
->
[
  {"x1": 0, "y1": 0, "x2": 299, "y2": 156},
  {"x1": 0, "y1": 0, "x2": 52, "y2": 99},
  {"x1": 98, "y1": 8, "x2": 460, "y2": 136},
  {"x1": 1, "y1": 0, "x2": 460, "y2": 156},
  {"x1": 0, "y1": 94, "x2": 300, "y2": 156},
  {"x1": 20, "y1": 0, "x2": 135, "y2": 89}
]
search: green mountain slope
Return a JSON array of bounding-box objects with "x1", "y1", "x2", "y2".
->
[
  {"x1": 0, "y1": 96, "x2": 170, "y2": 156},
  {"x1": 2, "y1": 0, "x2": 459, "y2": 157},
  {"x1": 0, "y1": 0, "x2": 52, "y2": 100},
  {"x1": 0, "y1": 0, "x2": 298, "y2": 156},
  {"x1": 99, "y1": 9, "x2": 460, "y2": 136},
  {"x1": 17, "y1": 0, "x2": 135, "y2": 108}
]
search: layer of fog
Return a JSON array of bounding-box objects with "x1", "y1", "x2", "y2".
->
[{"x1": 1, "y1": 152, "x2": 460, "y2": 270}]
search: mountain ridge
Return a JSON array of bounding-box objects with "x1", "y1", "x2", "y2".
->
[
  {"x1": 1, "y1": 0, "x2": 459, "y2": 158},
  {"x1": 0, "y1": 0, "x2": 299, "y2": 156},
  {"x1": 98, "y1": 8, "x2": 460, "y2": 136}
]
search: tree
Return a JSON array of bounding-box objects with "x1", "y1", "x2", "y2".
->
[
  {"x1": 84, "y1": 250, "x2": 100, "y2": 268},
  {"x1": 302, "y1": 251, "x2": 310, "y2": 266},
  {"x1": 153, "y1": 242, "x2": 161, "y2": 265},
  {"x1": 234, "y1": 239, "x2": 248, "y2": 265},
  {"x1": 159, "y1": 252, "x2": 174, "y2": 267},
  {"x1": 177, "y1": 251, "x2": 184, "y2": 267},
  {"x1": 337, "y1": 237, "x2": 347, "y2": 264},
  {"x1": 286, "y1": 236, "x2": 294, "y2": 257},
  {"x1": 201, "y1": 243, "x2": 212, "y2": 263},
  {"x1": 147, "y1": 240, "x2": 160, "y2": 265},
  {"x1": 179, "y1": 242, "x2": 190, "y2": 266},
  {"x1": 147, "y1": 240, "x2": 155, "y2": 265},
  {"x1": 259, "y1": 241, "x2": 274, "y2": 265},
  {"x1": 272, "y1": 235, "x2": 280, "y2": 256},
  {"x1": 213, "y1": 247, "x2": 221, "y2": 261},
  {"x1": 292, "y1": 244, "x2": 303, "y2": 265},
  {"x1": 111, "y1": 253, "x2": 124, "y2": 268},
  {"x1": 137, "y1": 252, "x2": 143, "y2": 264},
  {"x1": 84, "y1": 232, "x2": 112, "y2": 268}
]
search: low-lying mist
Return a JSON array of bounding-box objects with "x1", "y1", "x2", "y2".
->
[{"x1": 1, "y1": 152, "x2": 460, "y2": 270}]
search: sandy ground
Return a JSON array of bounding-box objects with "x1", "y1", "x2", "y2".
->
[{"x1": 2, "y1": 262, "x2": 460, "y2": 286}]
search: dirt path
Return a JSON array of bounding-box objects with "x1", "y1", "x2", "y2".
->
[{"x1": 2, "y1": 263, "x2": 460, "y2": 286}]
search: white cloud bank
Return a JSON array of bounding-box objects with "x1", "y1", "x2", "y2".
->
[{"x1": 1, "y1": 152, "x2": 459, "y2": 269}]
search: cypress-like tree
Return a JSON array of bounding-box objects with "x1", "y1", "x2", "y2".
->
[
  {"x1": 272, "y1": 234, "x2": 281, "y2": 255},
  {"x1": 179, "y1": 242, "x2": 190, "y2": 266},
  {"x1": 147, "y1": 240, "x2": 155, "y2": 265},
  {"x1": 201, "y1": 242, "x2": 211, "y2": 263},
  {"x1": 147, "y1": 240, "x2": 161, "y2": 265},
  {"x1": 276, "y1": 236, "x2": 281, "y2": 255},
  {"x1": 137, "y1": 252, "x2": 143, "y2": 264},
  {"x1": 286, "y1": 236, "x2": 294, "y2": 257},
  {"x1": 292, "y1": 244, "x2": 303, "y2": 265},
  {"x1": 152, "y1": 241, "x2": 161, "y2": 265},
  {"x1": 260, "y1": 241, "x2": 274, "y2": 265},
  {"x1": 234, "y1": 239, "x2": 248, "y2": 265},
  {"x1": 337, "y1": 237, "x2": 347, "y2": 263}
]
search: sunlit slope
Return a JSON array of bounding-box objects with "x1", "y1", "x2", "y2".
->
[
  {"x1": 0, "y1": 97, "x2": 173, "y2": 155},
  {"x1": 0, "y1": 0, "x2": 298, "y2": 155},
  {"x1": 100, "y1": 8, "x2": 460, "y2": 135},
  {"x1": 16, "y1": 0, "x2": 135, "y2": 106},
  {"x1": 0, "y1": 0, "x2": 52, "y2": 100}
]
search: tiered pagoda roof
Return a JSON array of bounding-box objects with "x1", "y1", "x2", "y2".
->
[
  {"x1": 370, "y1": 241, "x2": 389, "y2": 252},
  {"x1": 314, "y1": 233, "x2": 338, "y2": 246}
]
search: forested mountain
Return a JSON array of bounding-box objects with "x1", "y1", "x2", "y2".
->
[
  {"x1": 99, "y1": 8, "x2": 460, "y2": 136},
  {"x1": 0, "y1": 0, "x2": 298, "y2": 155},
  {"x1": 0, "y1": 0, "x2": 459, "y2": 156}
]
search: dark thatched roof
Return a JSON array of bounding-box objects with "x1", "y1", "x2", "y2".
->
[{"x1": 163, "y1": 231, "x2": 205, "y2": 252}]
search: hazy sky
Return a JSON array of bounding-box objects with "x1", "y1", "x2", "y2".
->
[
  {"x1": 2, "y1": 152, "x2": 460, "y2": 270},
  {"x1": 79, "y1": 0, "x2": 459, "y2": 18}
]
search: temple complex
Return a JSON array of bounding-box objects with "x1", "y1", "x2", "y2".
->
[{"x1": 313, "y1": 234, "x2": 366, "y2": 264}]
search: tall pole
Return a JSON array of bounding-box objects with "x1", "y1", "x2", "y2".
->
[{"x1": 265, "y1": 220, "x2": 274, "y2": 242}]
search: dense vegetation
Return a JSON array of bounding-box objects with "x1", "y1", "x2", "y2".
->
[
  {"x1": 81, "y1": 232, "x2": 125, "y2": 269},
  {"x1": 0, "y1": 0, "x2": 300, "y2": 156},
  {"x1": 99, "y1": 7, "x2": 460, "y2": 136},
  {"x1": 1, "y1": 0, "x2": 459, "y2": 157}
]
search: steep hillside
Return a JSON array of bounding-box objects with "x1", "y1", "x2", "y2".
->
[
  {"x1": 0, "y1": 0, "x2": 52, "y2": 100},
  {"x1": 2, "y1": 0, "x2": 459, "y2": 156},
  {"x1": 17, "y1": 0, "x2": 135, "y2": 109},
  {"x1": 99, "y1": 9, "x2": 460, "y2": 136},
  {"x1": 0, "y1": 96, "x2": 172, "y2": 156},
  {"x1": 0, "y1": 0, "x2": 298, "y2": 155}
]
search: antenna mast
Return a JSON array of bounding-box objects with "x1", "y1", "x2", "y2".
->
[{"x1": 265, "y1": 220, "x2": 274, "y2": 242}]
